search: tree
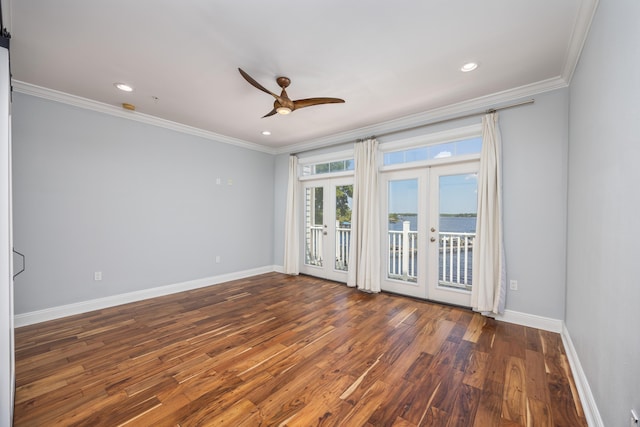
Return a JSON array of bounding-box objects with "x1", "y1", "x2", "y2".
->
[
  {"x1": 336, "y1": 185, "x2": 353, "y2": 225},
  {"x1": 314, "y1": 187, "x2": 323, "y2": 225}
]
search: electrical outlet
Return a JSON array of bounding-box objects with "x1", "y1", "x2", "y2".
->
[
  {"x1": 227, "y1": 178, "x2": 233, "y2": 186},
  {"x1": 509, "y1": 279, "x2": 518, "y2": 290},
  {"x1": 94, "y1": 271, "x2": 102, "y2": 281},
  {"x1": 631, "y1": 409, "x2": 638, "y2": 427},
  {"x1": 216, "y1": 177, "x2": 221, "y2": 185},
  {"x1": 215, "y1": 255, "x2": 221, "y2": 263}
]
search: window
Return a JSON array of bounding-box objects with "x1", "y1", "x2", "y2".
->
[
  {"x1": 383, "y1": 137, "x2": 482, "y2": 166},
  {"x1": 301, "y1": 158, "x2": 354, "y2": 177}
]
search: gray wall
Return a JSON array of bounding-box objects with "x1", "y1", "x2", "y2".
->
[
  {"x1": 500, "y1": 90, "x2": 568, "y2": 319},
  {"x1": 566, "y1": 1, "x2": 640, "y2": 425},
  {"x1": 272, "y1": 153, "x2": 289, "y2": 269},
  {"x1": 273, "y1": 89, "x2": 569, "y2": 320},
  {"x1": 12, "y1": 93, "x2": 275, "y2": 314}
]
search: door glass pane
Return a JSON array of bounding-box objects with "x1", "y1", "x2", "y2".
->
[
  {"x1": 335, "y1": 184, "x2": 353, "y2": 271},
  {"x1": 438, "y1": 174, "x2": 477, "y2": 290},
  {"x1": 387, "y1": 179, "x2": 418, "y2": 282},
  {"x1": 305, "y1": 186, "x2": 324, "y2": 267}
]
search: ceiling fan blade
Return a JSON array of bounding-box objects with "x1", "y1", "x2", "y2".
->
[
  {"x1": 240, "y1": 68, "x2": 344, "y2": 117},
  {"x1": 262, "y1": 108, "x2": 277, "y2": 118},
  {"x1": 293, "y1": 97, "x2": 345, "y2": 110},
  {"x1": 238, "y1": 68, "x2": 281, "y2": 101}
]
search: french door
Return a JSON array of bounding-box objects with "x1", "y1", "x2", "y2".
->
[
  {"x1": 300, "y1": 177, "x2": 353, "y2": 282},
  {"x1": 381, "y1": 161, "x2": 478, "y2": 306}
]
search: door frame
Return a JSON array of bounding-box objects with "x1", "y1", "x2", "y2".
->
[
  {"x1": 380, "y1": 159, "x2": 479, "y2": 306},
  {"x1": 426, "y1": 161, "x2": 479, "y2": 307},
  {"x1": 379, "y1": 168, "x2": 429, "y2": 298},
  {"x1": 299, "y1": 176, "x2": 353, "y2": 282}
]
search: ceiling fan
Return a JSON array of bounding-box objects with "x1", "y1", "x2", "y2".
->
[{"x1": 238, "y1": 68, "x2": 345, "y2": 118}]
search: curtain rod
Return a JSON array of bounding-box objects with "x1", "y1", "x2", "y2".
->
[{"x1": 292, "y1": 98, "x2": 534, "y2": 156}]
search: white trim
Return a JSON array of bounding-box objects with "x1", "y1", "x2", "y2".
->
[
  {"x1": 276, "y1": 76, "x2": 568, "y2": 155},
  {"x1": 14, "y1": 265, "x2": 278, "y2": 327},
  {"x1": 380, "y1": 154, "x2": 480, "y2": 173},
  {"x1": 298, "y1": 170, "x2": 354, "y2": 182},
  {"x1": 297, "y1": 149, "x2": 354, "y2": 165},
  {"x1": 297, "y1": 149, "x2": 356, "y2": 180},
  {"x1": 494, "y1": 309, "x2": 563, "y2": 333},
  {"x1": 562, "y1": 0, "x2": 600, "y2": 83},
  {"x1": 14, "y1": 75, "x2": 570, "y2": 158},
  {"x1": 561, "y1": 325, "x2": 605, "y2": 427},
  {"x1": 12, "y1": 81, "x2": 277, "y2": 155}
]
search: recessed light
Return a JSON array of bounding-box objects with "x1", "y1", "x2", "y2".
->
[
  {"x1": 261, "y1": 131, "x2": 271, "y2": 136},
  {"x1": 460, "y1": 62, "x2": 478, "y2": 72},
  {"x1": 114, "y1": 82, "x2": 134, "y2": 92}
]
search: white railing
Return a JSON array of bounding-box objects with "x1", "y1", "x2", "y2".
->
[
  {"x1": 388, "y1": 221, "x2": 418, "y2": 282},
  {"x1": 305, "y1": 222, "x2": 351, "y2": 270},
  {"x1": 335, "y1": 221, "x2": 351, "y2": 271},
  {"x1": 439, "y1": 232, "x2": 474, "y2": 290},
  {"x1": 305, "y1": 225, "x2": 324, "y2": 266},
  {"x1": 385, "y1": 223, "x2": 475, "y2": 289},
  {"x1": 307, "y1": 221, "x2": 474, "y2": 290}
]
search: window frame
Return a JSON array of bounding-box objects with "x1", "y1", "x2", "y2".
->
[
  {"x1": 298, "y1": 149, "x2": 355, "y2": 181},
  {"x1": 379, "y1": 124, "x2": 482, "y2": 172}
]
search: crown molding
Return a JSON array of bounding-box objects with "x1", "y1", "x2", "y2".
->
[
  {"x1": 276, "y1": 75, "x2": 569, "y2": 155},
  {"x1": 14, "y1": 73, "x2": 570, "y2": 158},
  {"x1": 11, "y1": 80, "x2": 278, "y2": 155},
  {"x1": 562, "y1": 0, "x2": 599, "y2": 83}
]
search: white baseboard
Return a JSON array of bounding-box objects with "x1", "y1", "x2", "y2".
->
[
  {"x1": 561, "y1": 325, "x2": 604, "y2": 427},
  {"x1": 495, "y1": 309, "x2": 563, "y2": 333},
  {"x1": 273, "y1": 265, "x2": 285, "y2": 274},
  {"x1": 14, "y1": 265, "x2": 278, "y2": 327}
]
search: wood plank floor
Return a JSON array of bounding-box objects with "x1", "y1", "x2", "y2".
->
[{"x1": 13, "y1": 273, "x2": 587, "y2": 426}]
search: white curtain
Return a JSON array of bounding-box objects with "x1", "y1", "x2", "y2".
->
[
  {"x1": 471, "y1": 113, "x2": 506, "y2": 314},
  {"x1": 283, "y1": 155, "x2": 299, "y2": 275},
  {"x1": 347, "y1": 138, "x2": 381, "y2": 292}
]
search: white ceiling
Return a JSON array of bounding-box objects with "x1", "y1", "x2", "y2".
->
[{"x1": 5, "y1": 1, "x2": 596, "y2": 152}]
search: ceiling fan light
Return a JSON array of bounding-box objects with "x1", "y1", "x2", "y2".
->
[{"x1": 276, "y1": 106, "x2": 292, "y2": 115}]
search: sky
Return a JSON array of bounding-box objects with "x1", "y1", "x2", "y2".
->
[
  {"x1": 385, "y1": 137, "x2": 480, "y2": 215},
  {"x1": 388, "y1": 173, "x2": 477, "y2": 215}
]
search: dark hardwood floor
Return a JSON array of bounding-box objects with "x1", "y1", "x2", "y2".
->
[{"x1": 13, "y1": 273, "x2": 586, "y2": 426}]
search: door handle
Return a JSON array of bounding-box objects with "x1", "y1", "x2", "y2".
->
[
  {"x1": 323, "y1": 231, "x2": 328, "y2": 235},
  {"x1": 430, "y1": 237, "x2": 436, "y2": 242},
  {"x1": 431, "y1": 227, "x2": 436, "y2": 232},
  {"x1": 13, "y1": 248, "x2": 25, "y2": 279}
]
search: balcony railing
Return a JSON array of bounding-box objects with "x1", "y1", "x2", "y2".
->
[
  {"x1": 439, "y1": 232, "x2": 474, "y2": 290},
  {"x1": 335, "y1": 224, "x2": 351, "y2": 271},
  {"x1": 305, "y1": 222, "x2": 351, "y2": 271},
  {"x1": 388, "y1": 222, "x2": 418, "y2": 282},
  {"x1": 306, "y1": 221, "x2": 474, "y2": 291},
  {"x1": 386, "y1": 221, "x2": 474, "y2": 290},
  {"x1": 305, "y1": 225, "x2": 324, "y2": 267}
]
